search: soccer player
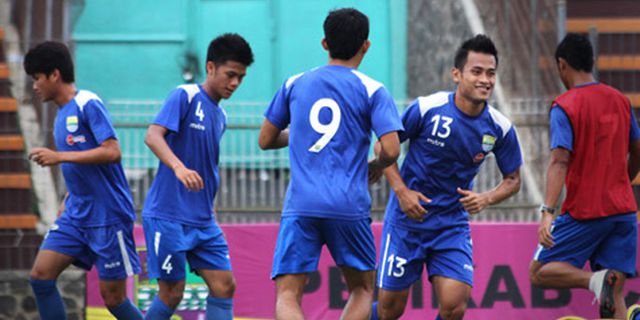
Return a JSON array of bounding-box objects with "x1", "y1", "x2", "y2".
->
[
  {"x1": 24, "y1": 41, "x2": 142, "y2": 320},
  {"x1": 141, "y1": 33, "x2": 253, "y2": 320},
  {"x1": 529, "y1": 33, "x2": 640, "y2": 320},
  {"x1": 371, "y1": 35, "x2": 523, "y2": 320},
  {"x1": 259, "y1": 8, "x2": 403, "y2": 320}
]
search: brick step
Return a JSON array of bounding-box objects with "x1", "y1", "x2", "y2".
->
[
  {"x1": 0, "y1": 64, "x2": 7, "y2": 80},
  {"x1": 0, "y1": 98, "x2": 17, "y2": 112},
  {"x1": 0, "y1": 214, "x2": 38, "y2": 229},
  {"x1": 0, "y1": 189, "x2": 33, "y2": 213},
  {"x1": 0, "y1": 112, "x2": 19, "y2": 133},
  {"x1": 0, "y1": 230, "x2": 43, "y2": 270},
  {"x1": 0, "y1": 173, "x2": 31, "y2": 189},
  {"x1": 567, "y1": 18, "x2": 640, "y2": 33},
  {"x1": 0, "y1": 135, "x2": 24, "y2": 151},
  {"x1": 597, "y1": 55, "x2": 640, "y2": 71},
  {"x1": 0, "y1": 151, "x2": 29, "y2": 172}
]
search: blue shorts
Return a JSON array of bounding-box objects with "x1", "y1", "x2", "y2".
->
[
  {"x1": 377, "y1": 223, "x2": 473, "y2": 290},
  {"x1": 271, "y1": 216, "x2": 376, "y2": 279},
  {"x1": 143, "y1": 217, "x2": 231, "y2": 281},
  {"x1": 534, "y1": 213, "x2": 638, "y2": 277},
  {"x1": 41, "y1": 215, "x2": 141, "y2": 280}
]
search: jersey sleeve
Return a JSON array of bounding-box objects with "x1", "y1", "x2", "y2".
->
[
  {"x1": 398, "y1": 99, "x2": 423, "y2": 143},
  {"x1": 83, "y1": 99, "x2": 118, "y2": 144},
  {"x1": 370, "y1": 87, "x2": 403, "y2": 139},
  {"x1": 493, "y1": 127, "x2": 524, "y2": 176},
  {"x1": 264, "y1": 82, "x2": 290, "y2": 130},
  {"x1": 630, "y1": 105, "x2": 640, "y2": 141},
  {"x1": 550, "y1": 105, "x2": 573, "y2": 151},
  {"x1": 152, "y1": 88, "x2": 190, "y2": 133}
]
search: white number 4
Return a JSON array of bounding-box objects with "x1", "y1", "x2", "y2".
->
[
  {"x1": 162, "y1": 255, "x2": 173, "y2": 274},
  {"x1": 195, "y1": 102, "x2": 204, "y2": 121},
  {"x1": 308, "y1": 98, "x2": 341, "y2": 153}
]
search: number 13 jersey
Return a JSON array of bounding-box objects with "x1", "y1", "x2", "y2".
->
[{"x1": 264, "y1": 65, "x2": 403, "y2": 219}]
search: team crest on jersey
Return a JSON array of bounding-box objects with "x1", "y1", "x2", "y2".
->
[
  {"x1": 66, "y1": 116, "x2": 79, "y2": 132},
  {"x1": 482, "y1": 135, "x2": 496, "y2": 152}
]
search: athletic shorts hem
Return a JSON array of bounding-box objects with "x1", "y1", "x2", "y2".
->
[
  {"x1": 428, "y1": 272, "x2": 473, "y2": 287},
  {"x1": 271, "y1": 268, "x2": 318, "y2": 280}
]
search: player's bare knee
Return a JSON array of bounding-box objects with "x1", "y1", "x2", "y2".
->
[
  {"x1": 100, "y1": 288, "x2": 126, "y2": 308},
  {"x1": 214, "y1": 277, "x2": 236, "y2": 298},
  {"x1": 439, "y1": 302, "x2": 467, "y2": 320},
  {"x1": 378, "y1": 300, "x2": 405, "y2": 320},
  {"x1": 29, "y1": 266, "x2": 53, "y2": 280}
]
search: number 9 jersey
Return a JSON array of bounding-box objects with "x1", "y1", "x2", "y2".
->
[{"x1": 264, "y1": 65, "x2": 403, "y2": 219}]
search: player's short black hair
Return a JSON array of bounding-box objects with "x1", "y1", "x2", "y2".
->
[
  {"x1": 323, "y1": 8, "x2": 369, "y2": 60},
  {"x1": 23, "y1": 41, "x2": 75, "y2": 83},
  {"x1": 555, "y1": 33, "x2": 594, "y2": 72},
  {"x1": 454, "y1": 34, "x2": 499, "y2": 70},
  {"x1": 207, "y1": 33, "x2": 254, "y2": 67}
]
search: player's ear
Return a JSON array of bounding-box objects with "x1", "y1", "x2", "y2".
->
[
  {"x1": 321, "y1": 38, "x2": 329, "y2": 51},
  {"x1": 451, "y1": 67, "x2": 461, "y2": 84},
  {"x1": 206, "y1": 61, "x2": 216, "y2": 76},
  {"x1": 50, "y1": 69, "x2": 61, "y2": 82},
  {"x1": 360, "y1": 40, "x2": 371, "y2": 55}
]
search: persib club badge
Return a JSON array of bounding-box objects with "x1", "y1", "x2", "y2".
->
[
  {"x1": 66, "y1": 116, "x2": 78, "y2": 132},
  {"x1": 482, "y1": 134, "x2": 496, "y2": 152}
]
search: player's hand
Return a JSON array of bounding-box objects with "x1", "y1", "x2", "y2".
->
[
  {"x1": 396, "y1": 187, "x2": 431, "y2": 222},
  {"x1": 28, "y1": 147, "x2": 61, "y2": 166},
  {"x1": 457, "y1": 187, "x2": 490, "y2": 214},
  {"x1": 538, "y1": 212, "x2": 555, "y2": 248},
  {"x1": 368, "y1": 158, "x2": 384, "y2": 185},
  {"x1": 174, "y1": 166, "x2": 204, "y2": 192}
]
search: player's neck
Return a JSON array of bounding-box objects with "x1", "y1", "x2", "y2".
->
[
  {"x1": 201, "y1": 81, "x2": 221, "y2": 103},
  {"x1": 567, "y1": 72, "x2": 596, "y2": 89},
  {"x1": 328, "y1": 56, "x2": 363, "y2": 69},
  {"x1": 454, "y1": 93, "x2": 485, "y2": 117},
  {"x1": 54, "y1": 83, "x2": 77, "y2": 107}
]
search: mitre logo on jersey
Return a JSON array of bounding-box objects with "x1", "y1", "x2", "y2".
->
[
  {"x1": 66, "y1": 116, "x2": 78, "y2": 132},
  {"x1": 482, "y1": 135, "x2": 496, "y2": 152}
]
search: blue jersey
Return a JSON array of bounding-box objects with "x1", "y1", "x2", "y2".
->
[
  {"x1": 143, "y1": 84, "x2": 227, "y2": 225},
  {"x1": 385, "y1": 92, "x2": 523, "y2": 230},
  {"x1": 53, "y1": 90, "x2": 135, "y2": 227},
  {"x1": 264, "y1": 65, "x2": 403, "y2": 220}
]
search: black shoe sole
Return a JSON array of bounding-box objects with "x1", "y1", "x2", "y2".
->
[{"x1": 599, "y1": 270, "x2": 618, "y2": 318}]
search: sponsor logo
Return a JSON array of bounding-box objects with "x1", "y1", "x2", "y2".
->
[
  {"x1": 473, "y1": 153, "x2": 485, "y2": 163},
  {"x1": 189, "y1": 123, "x2": 206, "y2": 131},
  {"x1": 482, "y1": 134, "x2": 496, "y2": 152},
  {"x1": 104, "y1": 261, "x2": 122, "y2": 269},
  {"x1": 426, "y1": 137, "x2": 445, "y2": 147},
  {"x1": 464, "y1": 264, "x2": 474, "y2": 272},
  {"x1": 66, "y1": 134, "x2": 86, "y2": 146},
  {"x1": 66, "y1": 116, "x2": 79, "y2": 132}
]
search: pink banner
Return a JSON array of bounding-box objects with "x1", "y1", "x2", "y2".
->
[{"x1": 87, "y1": 222, "x2": 640, "y2": 320}]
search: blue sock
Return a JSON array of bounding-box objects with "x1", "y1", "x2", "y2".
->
[
  {"x1": 206, "y1": 296, "x2": 233, "y2": 320},
  {"x1": 30, "y1": 279, "x2": 66, "y2": 320},
  {"x1": 371, "y1": 301, "x2": 379, "y2": 320},
  {"x1": 144, "y1": 296, "x2": 174, "y2": 320},
  {"x1": 108, "y1": 298, "x2": 143, "y2": 320},
  {"x1": 435, "y1": 314, "x2": 443, "y2": 320}
]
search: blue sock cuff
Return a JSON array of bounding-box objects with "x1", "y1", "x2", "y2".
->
[
  {"x1": 151, "y1": 296, "x2": 174, "y2": 315},
  {"x1": 108, "y1": 298, "x2": 133, "y2": 312},
  {"x1": 206, "y1": 296, "x2": 233, "y2": 309},
  {"x1": 29, "y1": 279, "x2": 57, "y2": 294},
  {"x1": 371, "y1": 301, "x2": 379, "y2": 320}
]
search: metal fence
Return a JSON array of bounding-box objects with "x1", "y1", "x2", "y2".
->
[{"x1": 110, "y1": 98, "x2": 552, "y2": 223}]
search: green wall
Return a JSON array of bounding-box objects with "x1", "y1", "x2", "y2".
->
[{"x1": 71, "y1": 0, "x2": 406, "y2": 168}]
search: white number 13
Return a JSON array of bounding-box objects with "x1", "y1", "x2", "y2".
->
[
  {"x1": 430, "y1": 114, "x2": 453, "y2": 138},
  {"x1": 308, "y1": 98, "x2": 341, "y2": 153}
]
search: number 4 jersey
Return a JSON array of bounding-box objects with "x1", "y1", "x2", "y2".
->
[
  {"x1": 385, "y1": 91, "x2": 523, "y2": 231},
  {"x1": 264, "y1": 65, "x2": 403, "y2": 220}
]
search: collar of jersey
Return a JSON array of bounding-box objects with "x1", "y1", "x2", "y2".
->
[{"x1": 197, "y1": 84, "x2": 220, "y2": 107}]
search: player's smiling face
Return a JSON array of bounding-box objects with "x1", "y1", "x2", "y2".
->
[
  {"x1": 453, "y1": 51, "x2": 497, "y2": 105},
  {"x1": 205, "y1": 60, "x2": 247, "y2": 102}
]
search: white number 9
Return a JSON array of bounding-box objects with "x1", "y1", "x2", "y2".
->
[{"x1": 308, "y1": 98, "x2": 341, "y2": 153}]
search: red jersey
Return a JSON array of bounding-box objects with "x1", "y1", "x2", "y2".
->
[{"x1": 553, "y1": 83, "x2": 637, "y2": 220}]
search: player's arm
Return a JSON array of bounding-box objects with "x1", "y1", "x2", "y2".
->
[
  {"x1": 145, "y1": 124, "x2": 203, "y2": 192},
  {"x1": 28, "y1": 138, "x2": 121, "y2": 166},
  {"x1": 457, "y1": 168, "x2": 521, "y2": 215},
  {"x1": 368, "y1": 131, "x2": 400, "y2": 173},
  {"x1": 258, "y1": 119, "x2": 289, "y2": 150},
  {"x1": 537, "y1": 148, "x2": 570, "y2": 248}
]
